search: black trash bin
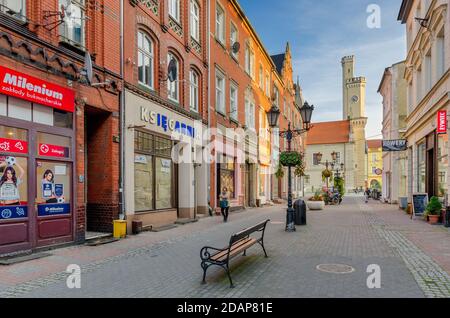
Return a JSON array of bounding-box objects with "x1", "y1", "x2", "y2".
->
[
  {"x1": 294, "y1": 199, "x2": 307, "y2": 226},
  {"x1": 445, "y1": 206, "x2": 450, "y2": 228}
]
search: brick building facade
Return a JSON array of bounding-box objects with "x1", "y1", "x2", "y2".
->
[{"x1": 0, "y1": 0, "x2": 121, "y2": 255}]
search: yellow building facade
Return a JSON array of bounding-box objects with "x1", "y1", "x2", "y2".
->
[{"x1": 367, "y1": 140, "x2": 383, "y2": 190}]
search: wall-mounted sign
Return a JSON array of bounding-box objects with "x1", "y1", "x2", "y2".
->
[
  {"x1": 38, "y1": 203, "x2": 70, "y2": 217},
  {"x1": 437, "y1": 110, "x2": 447, "y2": 134},
  {"x1": 0, "y1": 66, "x2": 75, "y2": 112},
  {"x1": 39, "y1": 143, "x2": 69, "y2": 158},
  {"x1": 0, "y1": 138, "x2": 28, "y2": 154},
  {"x1": 375, "y1": 168, "x2": 383, "y2": 176},
  {"x1": 382, "y1": 139, "x2": 407, "y2": 152},
  {"x1": 0, "y1": 206, "x2": 27, "y2": 220},
  {"x1": 140, "y1": 107, "x2": 196, "y2": 138}
]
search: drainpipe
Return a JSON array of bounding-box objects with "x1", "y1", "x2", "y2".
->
[
  {"x1": 207, "y1": 0, "x2": 211, "y2": 206},
  {"x1": 119, "y1": 0, "x2": 126, "y2": 220}
]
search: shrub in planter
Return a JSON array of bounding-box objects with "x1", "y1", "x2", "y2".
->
[{"x1": 425, "y1": 196, "x2": 442, "y2": 225}]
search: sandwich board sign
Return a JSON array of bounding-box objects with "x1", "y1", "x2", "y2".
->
[{"x1": 412, "y1": 193, "x2": 428, "y2": 220}]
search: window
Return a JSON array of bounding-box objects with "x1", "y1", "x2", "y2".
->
[
  {"x1": 138, "y1": 31, "x2": 154, "y2": 89},
  {"x1": 1, "y1": 0, "x2": 26, "y2": 21},
  {"x1": 167, "y1": 53, "x2": 179, "y2": 103},
  {"x1": 259, "y1": 65, "x2": 263, "y2": 88},
  {"x1": 168, "y1": 0, "x2": 180, "y2": 22},
  {"x1": 313, "y1": 153, "x2": 321, "y2": 166},
  {"x1": 372, "y1": 153, "x2": 377, "y2": 163},
  {"x1": 424, "y1": 50, "x2": 431, "y2": 92},
  {"x1": 304, "y1": 175, "x2": 310, "y2": 185},
  {"x1": 59, "y1": 0, "x2": 85, "y2": 47},
  {"x1": 416, "y1": 66, "x2": 422, "y2": 104},
  {"x1": 245, "y1": 97, "x2": 255, "y2": 129},
  {"x1": 215, "y1": 3, "x2": 225, "y2": 44},
  {"x1": 134, "y1": 131, "x2": 173, "y2": 212},
  {"x1": 215, "y1": 69, "x2": 225, "y2": 114},
  {"x1": 436, "y1": 29, "x2": 445, "y2": 80},
  {"x1": 189, "y1": 70, "x2": 199, "y2": 112},
  {"x1": 438, "y1": 134, "x2": 448, "y2": 198},
  {"x1": 245, "y1": 43, "x2": 254, "y2": 77},
  {"x1": 190, "y1": 0, "x2": 200, "y2": 41},
  {"x1": 273, "y1": 86, "x2": 279, "y2": 107},
  {"x1": 230, "y1": 23, "x2": 238, "y2": 59},
  {"x1": 265, "y1": 72, "x2": 270, "y2": 97},
  {"x1": 230, "y1": 83, "x2": 238, "y2": 121},
  {"x1": 335, "y1": 152, "x2": 341, "y2": 164}
]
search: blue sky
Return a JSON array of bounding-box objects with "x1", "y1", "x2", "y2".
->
[{"x1": 239, "y1": 0, "x2": 406, "y2": 139}]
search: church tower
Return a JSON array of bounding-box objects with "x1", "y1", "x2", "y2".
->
[{"x1": 341, "y1": 56, "x2": 368, "y2": 189}]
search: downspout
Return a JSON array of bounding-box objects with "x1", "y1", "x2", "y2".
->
[
  {"x1": 119, "y1": 0, "x2": 126, "y2": 220},
  {"x1": 207, "y1": 0, "x2": 211, "y2": 206}
]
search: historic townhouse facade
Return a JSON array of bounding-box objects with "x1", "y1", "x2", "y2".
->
[
  {"x1": 123, "y1": 0, "x2": 209, "y2": 230},
  {"x1": 378, "y1": 61, "x2": 408, "y2": 204},
  {"x1": 0, "y1": 0, "x2": 121, "y2": 255},
  {"x1": 398, "y1": 0, "x2": 449, "y2": 203}
]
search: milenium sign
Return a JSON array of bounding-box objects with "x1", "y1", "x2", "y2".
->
[{"x1": 0, "y1": 65, "x2": 75, "y2": 112}]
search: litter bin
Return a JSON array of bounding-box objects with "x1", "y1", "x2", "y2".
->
[
  {"x1": 446, "y1": 207, "x2": 450, "y2": 228},
  {"x1": 294, "y1": 199, "x2": 307, "y2": 226}
]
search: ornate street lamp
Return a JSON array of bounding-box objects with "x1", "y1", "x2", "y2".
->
[{"x1": 268, "y1": 101, "x2": 314, "y2": 232}]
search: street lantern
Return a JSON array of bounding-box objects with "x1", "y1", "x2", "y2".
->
[
  {"x1": 300, "y1": 101, "x2": 314, "y2": 128},
  {"x1": 341, "y1": 163, "x2": 345, "y2": 171},
  {"x1": 267, "y1": 105, "x2": 281, "y2": 129},
  {"x1": 316, "y1": 152, "x2": 323, "y2": 163},
  {"x1": 267, "y1": 101, "x2": 314, "y2": 232},
  {"x1": 331, "y1": 151, "x2": 338, "y2": 162}
]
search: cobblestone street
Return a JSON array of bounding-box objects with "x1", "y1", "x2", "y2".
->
[{"x1": 1, "y1": 196, "x2": 450, "y2": 298}]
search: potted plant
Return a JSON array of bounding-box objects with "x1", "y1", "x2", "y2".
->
[
  {"x1": 425, "y1": 196, "x2": 442, "y2": 225},
  {"x1": 307, "y1": 191, "x2": 325, "y2": 210}
]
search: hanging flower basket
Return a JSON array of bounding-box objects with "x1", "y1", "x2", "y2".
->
[
  {"x1": 280, "y1": 151, "x2": 302, "y2": 167},
  {"x1": 322, "y1": 169, "x2": 333, "y2": 182},
  {"x1": 294, "y1": 162, "x2": 306, "y2": 177},
  {"x1": 275, "y1": 164, "x2": 285, "y2": 179}
]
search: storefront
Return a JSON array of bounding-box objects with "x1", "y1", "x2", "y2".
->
[
  {"x1": 124, "y1": 90, "x2": 208, "y2": 231},
  {"x1": 0, "y1": 66, "x2": 75, "y2": 255}
]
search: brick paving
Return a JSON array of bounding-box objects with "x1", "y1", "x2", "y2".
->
[{"x1": 0, "y1": 196, "x2": 450, "y2": 298}]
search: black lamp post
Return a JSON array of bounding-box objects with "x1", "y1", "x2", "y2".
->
[{"x1": 268, "y1": 101, "x2": 314, "y2": 232}]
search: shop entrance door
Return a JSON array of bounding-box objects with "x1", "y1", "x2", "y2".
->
[{"x1": 427, "y1": 149, "x2": 435, "y2": 197}]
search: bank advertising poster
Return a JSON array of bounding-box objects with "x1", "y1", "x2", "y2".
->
[{"x1": 37, "y1": 164, "x2": 70, "y2": 217}]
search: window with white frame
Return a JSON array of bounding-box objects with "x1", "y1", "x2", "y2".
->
[
  {"x1": 168, "y1": 0, "x2": 180, "y2": 22},
  {"x1": 215, "y1": 69, "x2": 225, "y2": 114},
  {"x1": 190, "y1": 0, "x2": 200, "y2": 41},
  {"x1": 250, "y1": 50, "x2": 255, "y2": 79},
  {"x1": 424, "y1": 50, "x2": 431, "y2": 92},
  {"x1": 273, "y1": 86, "x2": 279, "y2": 107},
  {"x1": 259, "y1": 65, "x2": 264, "y2": 88},
  {"x1": 215, "y1": 3, "x2": 225, "y2": 44},
  {"x1": 230, "y1": 83, "x2": 238, "y2": 121},
  {"x1": 167, "y1": 53, "x2": 179, "y2": 102},
  {"x1": 245, "y1": 43, "x2": 250, "y2": 74},
  {"x1": 230, "y1": 23, "x2": 238, "y2": 59},
  {"x1": 59, "y1": 0, "x2": 85, "y2": 47},
  {"x1": 138, "y1": 31, "x2": 154, "y2": 89},
  {"x1": 245, "y1": 97, "x2": 255, "y2": 129},
  {"x1": 436, "y1": 29, "x2": 445, "y2": 80},
  {"x1": 265, "y1": 72, "x2": 270, "y2": 97},
  {"x1": 189, "y1": 70, "x2": 199, "y2": 112},
  {"x1": 1, "y1": 0, "x2": 26, "y2": 21}
]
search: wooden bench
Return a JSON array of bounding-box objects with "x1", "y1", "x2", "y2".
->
[{"x1": 200, "y1": 219, "x2": 270, "y2": 288}]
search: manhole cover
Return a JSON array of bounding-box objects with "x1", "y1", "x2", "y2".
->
[{"x1": 316, "y1": 264, "x2": 355, "y2": 274}]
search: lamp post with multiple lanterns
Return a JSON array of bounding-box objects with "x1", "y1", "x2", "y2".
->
[
  {"x1": 267, "y1": 101, "x2": 314, "y2": 232},
  {"x1": 316, "y1": 151, "x2": 345, "y2": 190}
]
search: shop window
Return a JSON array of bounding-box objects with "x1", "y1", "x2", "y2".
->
[
  {"x1": 134, "y1": 131, "x2": 174, "y2": 212},
  {"x1": 134, "y1": 154, "x2": 153, "y2": 212},
  {"x1": 36, "y1": 161, "x2": 72, "y2": 216},
  {"x1": 8, "y1": 96, "x2": 31, "y2": 121},
  {"x1": 37, "y1": 133, "x2": 71, "y2": 159},
  {"x1": 0, "y1": 156, "x2": 27, "y2": 213},
  {"x1": 53, "y1": 109, "x2": 73, "y2": 129},
  {"x1": 417, "y1": 142, "x2": 426, "y2": 193},
  {"x1": 219, "y1": 155, "x2": 235, "y2": 199},
  {"x1": 33, "y1": 103, "x2": 54, "y2": 126},
  {"x1": 437, "y1": 134, "x2": 448, "y2": 199}
]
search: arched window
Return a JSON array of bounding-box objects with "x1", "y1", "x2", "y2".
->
[
  {"x1": 138, "y1": 31, "x2": 154, "y2": 89},
  {"x1": 189, "y1": 69, "x2": 199, "y2": 112},
  {"x1": 167, "y1": 53, "x2": 179, "y2": 103}
]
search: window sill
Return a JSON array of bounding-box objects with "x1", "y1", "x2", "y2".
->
[
  {"x1": 138, "y1": 84, "x2": 158, "y2": 96},
  {"x1": 59, "y1": 39, "x2": 86, "y2": 56},
  {"x1": 216, "y1": 110, "x2": 227, "y2": 118},
  {"x1": 230, "y1": 117, "x2": 239, "y2": 125},
  {"x1": 215, "y1": 37, "x2": 227, "y2": 50}
]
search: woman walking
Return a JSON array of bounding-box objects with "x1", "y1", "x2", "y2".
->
[{"x1": 219, "y1": 187, "x2": 230, "y2": 222}]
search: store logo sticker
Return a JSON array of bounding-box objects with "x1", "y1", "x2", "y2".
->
[{"x1": 1, "y1": 209, "x2": 12, "y2": 219}]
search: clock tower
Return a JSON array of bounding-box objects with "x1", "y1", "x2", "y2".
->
[{"x1": 341, "y1": 55, "x2": 368, "y2": 189}]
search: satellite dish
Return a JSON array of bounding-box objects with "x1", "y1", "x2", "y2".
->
[
  {"x1": 81, "y1": 52, "x2": 93, "y2": 85},
  {"x1": 167, "y1": 58, "x2": 177, "y2": 83},
  {"x1": 232, "y1": 42, "x2": 240, "y2": 54}
]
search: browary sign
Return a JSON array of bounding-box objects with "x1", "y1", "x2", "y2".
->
[{"x1": 382, "y1": 139, "x2": 407, "y2": 152}]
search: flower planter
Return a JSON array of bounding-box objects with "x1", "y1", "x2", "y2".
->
[
  {"x1": 428, "y1": 215, "x2": 440, "y2": 225},
  {"x1": 307, "y1": 201, "x2": 325, "y2": 211}
]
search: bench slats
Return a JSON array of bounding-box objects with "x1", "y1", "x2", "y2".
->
[{"x1": 211, "y1": 238, "x2": 257, "y2": 262}]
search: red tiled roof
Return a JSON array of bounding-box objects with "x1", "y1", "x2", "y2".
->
[
  {"x1": 306, "y1": 120, "x2": 350, "y2": 145},
  {"x1": 367, "y1": 139, "x2": 382, "y2": 149}
]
